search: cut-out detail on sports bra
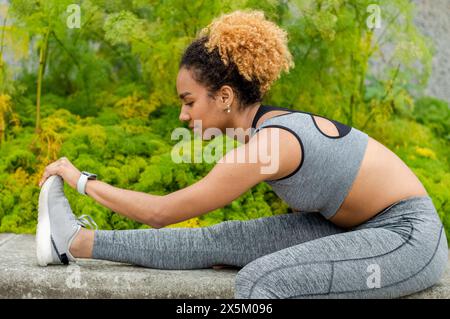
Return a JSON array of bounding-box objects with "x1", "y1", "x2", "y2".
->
[{"x1": 310, "y1": 115, "x2": 351, "y2": 139}]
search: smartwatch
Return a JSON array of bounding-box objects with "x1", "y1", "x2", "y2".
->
[{"x1": 77, "y1": 171, "x2": 97, "y2": 195}]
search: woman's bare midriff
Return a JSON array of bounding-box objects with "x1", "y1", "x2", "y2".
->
[
  {"x1": 254, "y1": 110, "x2": 428, "y2": 229},
  {"x1": 328, "y1": 136, "x2": 428, "y2": 228}
]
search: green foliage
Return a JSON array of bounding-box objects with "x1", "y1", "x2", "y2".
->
[
  {"x1": 412, "y1": 97, "x2": 450, "y2": 141},
  {"x1": 266, "y1": 0, "x2": 432, "y2": 131},
  {"x1": 0, "y1": 1, "x2": 448, "y2": 244},
  {"x1": 0, "y1": 102, "x2": 288, "y2": 232}
]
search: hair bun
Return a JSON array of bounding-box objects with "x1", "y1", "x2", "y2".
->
[{"x1": 199, "y1": 10, "x2": 295, "y2": 95}]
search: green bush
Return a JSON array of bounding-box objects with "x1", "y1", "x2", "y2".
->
[{"x1": 413, "y1": 97, "x2": 450, "y2": 141}]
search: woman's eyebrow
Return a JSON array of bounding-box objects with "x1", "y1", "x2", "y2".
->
[{"x1": 179, "y1": 92, "x2": 192, "y2": 99}]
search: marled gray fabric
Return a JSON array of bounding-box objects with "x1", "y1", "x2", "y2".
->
[
  {"x1": 92, "y1": 195, "x2": 448, "y2": 299},
  {"x1": 251, "y1": 112, "x2": 369, "y2": 220},
  {"x1": 92, "y1": 210, "x2": 345, "y2": 270},
  {"x1": 235, "y1": 195, "x2": 448, "y2": 298}
]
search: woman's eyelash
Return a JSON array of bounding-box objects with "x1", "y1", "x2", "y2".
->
[{"x1": 186, "y1": 102, "x2": 194, "y2": 106}]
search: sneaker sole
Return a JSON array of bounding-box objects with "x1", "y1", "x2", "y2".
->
[{"x1": 36, "y1": 175, "x2": 58, "y2": 267}]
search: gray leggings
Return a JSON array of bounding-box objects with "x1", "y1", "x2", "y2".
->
[{"x1": 92, "y1": 195, "x2": 448, "y2": 298}]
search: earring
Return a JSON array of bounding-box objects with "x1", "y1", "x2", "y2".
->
[{"x1": 225, "y1": 105, "x2": 231, "y2": 113}]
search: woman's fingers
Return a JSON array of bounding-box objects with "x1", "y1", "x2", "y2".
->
[
  {"x1": 39, "y1": 175, "x2": 51, "y2": 187},
  {"x1": 39, "y1": 157, "x2": 66, "y2": 187},
  {"x1": 39, "y1": 172, "x2": 52, "y2": 187}
]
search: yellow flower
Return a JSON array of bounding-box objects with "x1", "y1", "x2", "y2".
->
[
  {"x1": 165, "y1": 217, "x2": 201, "y2": 228},
  {"x1": 415, "y1": 146, "x2": 436, "y2": 160}
]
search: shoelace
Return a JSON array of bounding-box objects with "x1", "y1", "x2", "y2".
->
[{"x1": 77, "y1": 214, "x2": 98, "y2": 230}]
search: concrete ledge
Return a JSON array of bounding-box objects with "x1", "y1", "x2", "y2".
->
[
  {"x1": 0, "y1": 234, "x2": 236, "y2": 299},
  {"x1": 1, "y1": 234, "x2": 449, "y2": 299}
]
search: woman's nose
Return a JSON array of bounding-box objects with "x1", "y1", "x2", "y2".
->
[{"x1": 179, "y1": 111, "x2": 190, "y2": 122}]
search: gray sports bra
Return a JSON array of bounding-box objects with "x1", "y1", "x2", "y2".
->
[{"x1": 250, "y1": 105, "x2": 369, "y2": 220}]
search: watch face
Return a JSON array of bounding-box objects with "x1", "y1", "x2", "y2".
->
[{"x1": 82, "y1": 171, "x2": 97, "y2": 179}]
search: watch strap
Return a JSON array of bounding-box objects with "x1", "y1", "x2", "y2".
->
[{"x1": 77, "y1": 173, "x2": 89, "y2": 195}]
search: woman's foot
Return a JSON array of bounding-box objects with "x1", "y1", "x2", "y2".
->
[{"x1": 36, "y1": 175, "x2": 97, "y2": 266}]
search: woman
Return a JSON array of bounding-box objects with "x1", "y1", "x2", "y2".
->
[{"x1": 36, "y1": 10, "x2": 448, "y2": 299}]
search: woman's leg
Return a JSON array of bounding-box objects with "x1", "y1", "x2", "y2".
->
[
  {"x1": 83, "y1": 211, "x2": 346, "y2": 269},
  {"x1": 235, "y1": 196, "x2": 448, "y2": 298}
]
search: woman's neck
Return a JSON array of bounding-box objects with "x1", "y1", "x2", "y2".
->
[{"x1": 225, "y1": 102, "x2": 262, "y2": 144}]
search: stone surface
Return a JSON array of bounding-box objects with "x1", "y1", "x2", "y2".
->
[
  {"x1": 0, "y1": 234, "x2": 236, "y2": 299},
  {"x1": 0, "y1": 234, "x2": 448, "y2": 299}
]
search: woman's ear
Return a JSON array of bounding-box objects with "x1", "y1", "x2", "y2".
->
[{"x1": 219, "y1": 85, "x2": 235, "y2": 107}]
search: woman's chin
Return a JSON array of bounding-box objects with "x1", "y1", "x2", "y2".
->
[{"x1": 191, "y1": 125, "x2": 224, "y2": 140}]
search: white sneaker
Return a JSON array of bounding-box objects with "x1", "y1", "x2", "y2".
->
[{"x1": 36, "y1": 175, "x2": 98, "y2": 266}]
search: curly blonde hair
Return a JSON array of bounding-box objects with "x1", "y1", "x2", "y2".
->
[
  {"x1": 180, "y1": 10, "x2": 294, "y2": 109},
  {"x1": 199, "y1": 10, "x2": 294, "y2": 96}
]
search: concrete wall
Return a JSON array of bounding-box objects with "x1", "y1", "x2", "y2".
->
[{"x1": 412, "y1": 0, "x2": 450, "y2": 103}]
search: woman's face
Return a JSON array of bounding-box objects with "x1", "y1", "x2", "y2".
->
[{"x1": 176, "y1": 67, "x2": 233, "y2": 139}]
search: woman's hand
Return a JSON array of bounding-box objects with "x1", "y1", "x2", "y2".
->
[{"x1": 38, "y1": 157, "x2": 81, "y2": 190}]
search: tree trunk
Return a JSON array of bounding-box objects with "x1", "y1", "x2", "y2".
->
[{"x1": 35, "y1": 28, "x2": 51, "y2": 135}]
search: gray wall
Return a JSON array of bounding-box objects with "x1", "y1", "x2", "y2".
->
[{"x1": 413, "y1": 0, "x2": 450, "y2": 103}]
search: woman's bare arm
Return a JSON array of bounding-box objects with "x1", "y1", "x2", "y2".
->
[
  {"x1": 85, "y1": 180, "x2": 165, "y2": 228},
  {"x1": 84, "y1": 127, "x2": 301, "y2": 229},
  {"x1": 38, "y1": 157, "x2": 165, "y2": 229},
  {"x1": 158, "y1": 128, "x2": 301, "y2": 227},
  {"x1": 82, "y1": 146, "x2": 267, "y2": 229}
]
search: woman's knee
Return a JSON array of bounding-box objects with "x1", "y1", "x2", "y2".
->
[
  {"x1": 234, "y1": 258, "x2": 279, "y2": 299},
  {"x1": 234, "y1": 255, "x2": 333, "y2": 299}
]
